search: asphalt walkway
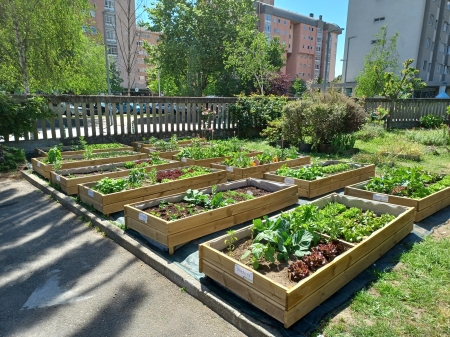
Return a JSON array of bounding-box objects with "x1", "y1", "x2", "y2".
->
[{"x1": 0, "y1": 178, "x2": 247, "y2": 337}]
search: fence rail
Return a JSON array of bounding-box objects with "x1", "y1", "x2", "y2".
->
[{"x1": 3, "y1": 96, "x2": 450, "y2": 144}]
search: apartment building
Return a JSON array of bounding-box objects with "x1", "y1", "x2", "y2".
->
[
  {"x1": 256, "y1": 1, "x2": 342, "y2": 82},
  {"x1": 344, "y1": 0, "x2": 450, "y2": 96}
]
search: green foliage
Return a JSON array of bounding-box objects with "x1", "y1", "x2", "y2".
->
[
  {"x1": 109, "y1": 60, "x2": 123, "y2": 94},
  {"x1": 94, "y1": 177, "x2": 127, "y2": 194},
  {"x1": 405, "y1": 125, "x2": 450, "y2": 146},
  {"x1": 224, "y1": 230, "x2": 238, "y2": 254},
  {"x1": 228, "y1": 95, "x2": 288, "y2": 136},
  {"x1": 291, "y1": 78, "x2": 307, "y2": 97},
  {"x1": 47, "y1": 147, "x2": 62, "y2": 164},
  {"x1": 419, "y1": 114, "x2": 444, "y2": 129},
  {"x1": 330, "y1": 133, "x2": 357, "y2": 153},
  {"x1": 364, "y1": 166, "x2": 447, "y2": 199},
  {"x1": 280, "y1": 100, "x2": 314, "y2": 144},
  {"x1": 0, "y1": 93, "x2": 55, "y2": 140},
  {"x1": 276, "y1": 163, "x2": 351, "y2": 181},
  {"x1": 355, "y1": 123, "x2": 386, "y2": 141},
  {"x1": 176, "y1": 138, "x2": 246, "y2": 160},
  {"x1": 260, "y1": 119, "x2": 282, "y2": 143},
  {"x1": 0, "y1": 145, "x2": 25, "y2": 172},
  {"x1": 355, "y1": 26, "x2": 399, "y2": 98}
]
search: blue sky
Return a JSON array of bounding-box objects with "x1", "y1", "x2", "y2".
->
[{"x1": 274, "y1": 0, "x2": 349, "y2": 77}]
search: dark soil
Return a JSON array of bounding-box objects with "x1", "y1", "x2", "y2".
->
[
  {"x1": 224, "y1": 236, "x2": 348, "y2": 288},
  {"x1": 143, "y1": 186, "x2": 271, "y2": 221}
]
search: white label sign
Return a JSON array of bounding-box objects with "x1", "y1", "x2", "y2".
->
[
  {"x1": 284, "y1": 177, "x2": 295, "y2": 184},
  {"x1": 138, "y1": 144, "x2": 141, "y2": 148},
  {"x1": 226, "y1": 166, "x2": 234, "y2": 172},
  {"x1": 181, "y1": 157, "x2": 187, "y2": 162},
  {"x1": 56, "y1": 175, "x2": 61, "y2": 181},
  {"x1": 138, "y1": 212, "x2": 148, "y2": 222},
  {"x1": 246, "y1": 190, "x2": 253, "y2": 196},
  {"x1": 37, "y1": 162, "x2": 41, "y2": 167},
  {"x1": 87, "y1": 189, "x2": 94, "y2": 197},
  {"x1": 373, "y1": 193, "x2": 389, "y2": 202},
  {"x1": 234, "y1": 264, "x2": 254, "y2": 283}
]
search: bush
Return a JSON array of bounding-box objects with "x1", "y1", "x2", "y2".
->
[
  {"x1": 355, "y1": 123, "x2": 386, "y2": 141},
  {"x1": 420, "y1": 114, "x2": 443, "y2": 129},
  {"x1": 280, "y1": 100, "x2": 314, "y2": 144},
  {"x1": 229, "y1": 95, "x2": 287, "y2": 137},
  {"x1": 0, "y1": 93, "x2": 55, "y2": 140},
  {"x1": 260, "y1": 119, "x2": 282, "y2": 143},
  {"x1": 0, "y1": 146, "x2": 26, "y2": 172}
]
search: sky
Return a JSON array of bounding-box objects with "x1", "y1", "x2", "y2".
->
[{"x1": 270, "y1": 0, "x2": 349, "y2": 77}]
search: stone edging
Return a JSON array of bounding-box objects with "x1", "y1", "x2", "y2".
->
[{"x1": 21, "y1": 170, "x2": 278, "y2": 337}]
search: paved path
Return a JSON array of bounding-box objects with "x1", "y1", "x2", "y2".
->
[{"x1": 0, "y1": 178, "x2": 246, "y2": 337}]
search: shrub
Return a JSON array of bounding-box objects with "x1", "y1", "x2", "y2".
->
[
  {"x1": 355, "y1": 123, "x2": 386, "y2": 141},
  {"x1": 420, "y1": 114, "x2": 443, "y2": 129},
  {"x1": 229, "y1": 95, "x2": 287, "y2": 137},
  {"x1": 0, "y1": 146, "x2": 26, "y2": 172},
  {"x1": 260, "y1": 119, "x2": 283, "y2": 143},
  {"x1": 280, "y1": 100, "x2": 314, "y2": 144},
  {"x1": 0, "y1": 93, "x2": 55, "y2": 140},
  {"x1": 405, "y1": 125, "x2": 450, "y2": 146}
]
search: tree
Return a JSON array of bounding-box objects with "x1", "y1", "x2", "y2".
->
[
  {"x1": 333, "y1": 74, "x2": 342, "y2": 83},
  {"x1": 355, "y1": 25, "x2": 399, "y2": 97},
  {"x1": 375, "y1": 58, "x2": 426, "y2": 127},
  {"x1": 267, "y1": 72, "x2": 291, "y2": 96},
  {"x1": 225, "y1": 32, "x2": 285, "y2": 95},
  {"x1": 291, "y1": 78, "x2": 307, "y2": 97},
  {"x1": 115, "y1": 0, "x2": 148, "y2": 95},
  {"x1": 0, "y1": 0, "x2": 105, "y2": 94},
  {"x1": 143, "y1": 0, "x2": 257, "y2": 96},
  {"x1": 109, "y1": 61, "x2": 124, "y2": 94}
]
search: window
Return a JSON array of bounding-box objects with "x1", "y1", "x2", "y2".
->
[
  {"x1": 316, "y1": 46, "x2": 321, "y2": 51},
  {"x1": 304, "y1": 63, "x2": 306, "y2": 68},
  {"x1": 440, "y1": 42, "x2": 445, "y2": 52},
  {"x1": 317, "y1": 37, "x2": 322, "y2": 42},
  {"x1": 284, "y1": 20, "x2": 287, "y2": 24},
  {"x1": 312, "y1": 28, "x2": 314, "y2": 31},
  {"x1": 303, "y1": 45, "x2": 305, "y2": 48},
  {"x1": 304, "y1": 26, "x2": 306, "y2": 30},
  {"x1": 278, "y1": 19, "x2": 281, "y2": 23},
  {"x1": 318, "y1": 28, "x2": 322, "y2": 33},
  {"x1": 429, "y1": 14, "x2": 434, "y2": 25},
  {"x1": 303, "y1": 35, "x2": 306, "y2": 39},
  {"x1": 90, "y1": 27, "x2": 98, "y2": 34},
  {"x1": 447, "y1": 45, "x2": 450, "y2": 54},
  {"x1": 437, "y1": 64, "x2": 442, "y2": 74},
  {"x1": 82, "y1": 26, "x2": 88, "y2": 33},
  {"x1": 444, "y1": 22, "x2": 448, "y2": 32},
  {"x1": 105, "y1": 15, "x2": 115, "y2": 26},
  {"x1": 265, "y1": 25, "x2": 271, "y2": 32},
  {"x1": 428, "y1": 63, "x2": 431, "y2": 72},
  {"x1": 105, "y1": 0, "x2": 114, "y2": 9},
  {"x1": 138, "y1": 76, "x2": 145, "y2": 82},
  {"x1": 90, "y1": 10, "x2": 96, "y2": 17},
  {"x1": 374, "y1": 17, "x2": 385, "y2": 22},
  {"x1": 106, "y1": 30, "x2": 116, "y2": 40},
  {"x1": 265, "y1": 14, "x2": 271, "y2": 22},
  {"x1": 447, "y1": 1, "x2": 450, "y2": 9},
  {"x1": 423, "y1": 60, "x2": 427, "y2": 70},
  {"x1": 107, "y1": 45, "x2": 117, "y2": 55},
  {"x1": 137, "y1": 41, "x2": 143, "y2": 47},
  {"x1": 315, "y1": 65, "x2": 320, "y2": 69},
  {"x1": 283, "y1": 31, "x2": 286, "y2": 35},
  {"x1": 371, "y1": 39, "x2": 380, "y2": 44}
]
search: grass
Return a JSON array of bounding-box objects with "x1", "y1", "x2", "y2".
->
[{"x1": 318, "y1": 235, "x2": 450, "y2": 337}]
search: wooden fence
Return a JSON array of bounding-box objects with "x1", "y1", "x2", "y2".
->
[
  {"x1": 365, "y1": 98, "x2": 450, "y2": 128},
  {"x1": 4, "y1": 96, "x2": 239, "y2": 143},
  {"x1": 3, "y1": 96, "x2": 450, "y2": 143}
]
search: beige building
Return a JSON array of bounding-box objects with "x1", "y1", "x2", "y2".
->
[
  {"x1": 256, "y1": 0, "x2": 342, "y2": 82},
  {"x1": 344, "y1": 0, "x2": 450, "y2": 96}
]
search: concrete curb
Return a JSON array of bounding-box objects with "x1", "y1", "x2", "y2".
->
[{"x1": 21, "y1": 170, "x2": 278, "y2": 337}]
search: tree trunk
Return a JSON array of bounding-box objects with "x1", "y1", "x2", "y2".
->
[{"x1": 12, "y1": 15, "x2": 30, "y2": 94}]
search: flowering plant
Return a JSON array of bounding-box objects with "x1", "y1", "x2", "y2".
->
[
  {"x1": 371, "y1": 105, "x2": 389, "y2": 123},
  {"x1": 200, "y1": 108, "x2": 216, "y2": 121}
]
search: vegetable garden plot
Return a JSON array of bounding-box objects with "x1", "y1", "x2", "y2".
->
[
  {"x1": 78, "y1": 166, "x2": 227, "y2": 215},
  {"x1": 35, "y1": 144, "x2": 132, "y2": 159},
  {"x1": 50, "y1": 158, "x2": 180, "y2": 195},
  {"x1": 263, "y1": 161, "x2": 375, "y2": 198},
  {"x1": 32, "y1": 151, "x2": 147, "y2": 179},
  {"x1": 345, "y1": 167, "x2": 450, "y2": 222},
  {"x1": 124, "y1": 178, "x2": 298, "y2": 254},
  {"x1": 199, "y1": 194, "x2": 414, "y2": 328}
]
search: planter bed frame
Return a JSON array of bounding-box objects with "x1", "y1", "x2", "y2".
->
[
  {"x1": 263, "y1": 161, "x2": 375, "y2": 198},
  {"x1": 32, "y1": 153, "x2": 148, "y2": 180},
  {"x1": 35, "y1": 145, "x2": 132, "y2": 158},
  {"x1": 50, "y1": 160, "x2": 180, "y2": 195},
  {"x1": 141, "y1": 147, "x2": 182, "y2": 159},
  {"x1": 345, "y1": 181, "x2": 450, "y2": 222},
  {"x1": 210, "y1": 156, "x2": 311, "y2": 180},
  {"x1": 199, "y1": 193, "x2": 415, "y2": 328},
  {"x1": 173, "y1": 151, "x2": 263, "y2": 168},
  {"x1": 124, "y1": 178, "x2": 298, "y2": 254},
  {"x1": 78, "y1": 167, "x2": 227, "y2": 215}
]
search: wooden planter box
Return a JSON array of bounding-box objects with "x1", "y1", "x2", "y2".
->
[
  {"x1": 210, "y1": 156, "x2": 311, "y2": 181},
  {"x1": 78, "y1": 168, "x2": 227, "y2": 215},
  {"x1": 141, "y1": 147, "x2": 182, "y2": 159},
  {"x1": 31, "y1": 153, "x2": 147, "y2": 179},
  {"x1": 124, "y1": 178, "x2": 298, "y2": 254},
  {"x1": 50, "y1": 160, "x2": 181, "y2": 195},
  {"x1": 35, "y1": 145, "x2": 132, "y2": 158},
  {"x1": 345, "y1": 181, "x2": 450, "y2": 222},
  {"x1": 199, "y1": 193, "x2": 415, "y2": 328},
  {"x1": 173, "y1": 151, "x2": 263, "y2": 168},
  {"x1": 263, "y1": 161, "x2": 375, "y2": 198}
]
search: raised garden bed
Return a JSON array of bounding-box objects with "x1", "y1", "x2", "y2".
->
[
  {"x1": 35, "y1": 144, "x2": 131, "y2": 158},
  {"x1": 124, "y1": 178, "x2": 298, "y2": 254},
  {"x1": 263, "y1": 161, "x2": 375, "y2": 198},
  {"x1": 78, "y1": 166, "x2": 227, "y2": 215},
  {"x1": 132, "y1": 137, "x2": 205, "y2": 150},
  {"x1": 50, "y1": 159, "x2": 180, "y2": 195},
  {"x1": 174, "y1": 151, "x2": 263, "y2": 168},
  {"x1": 345, "y1": 167, "x2": 450, "y2": 222},
  {"x1": 210, "y1": 151, "x2": 310, "y2": 180},
  {"x1": 199, "y1": 193, "x2": 415, "y2": 328},
  {"x1": 32, "y1": 151, "x2": 147, "y2": 179}
]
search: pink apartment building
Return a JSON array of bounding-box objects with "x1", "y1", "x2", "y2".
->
[{"x1": 256, "y1": 0, "x2": 342, "y2": 82}]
